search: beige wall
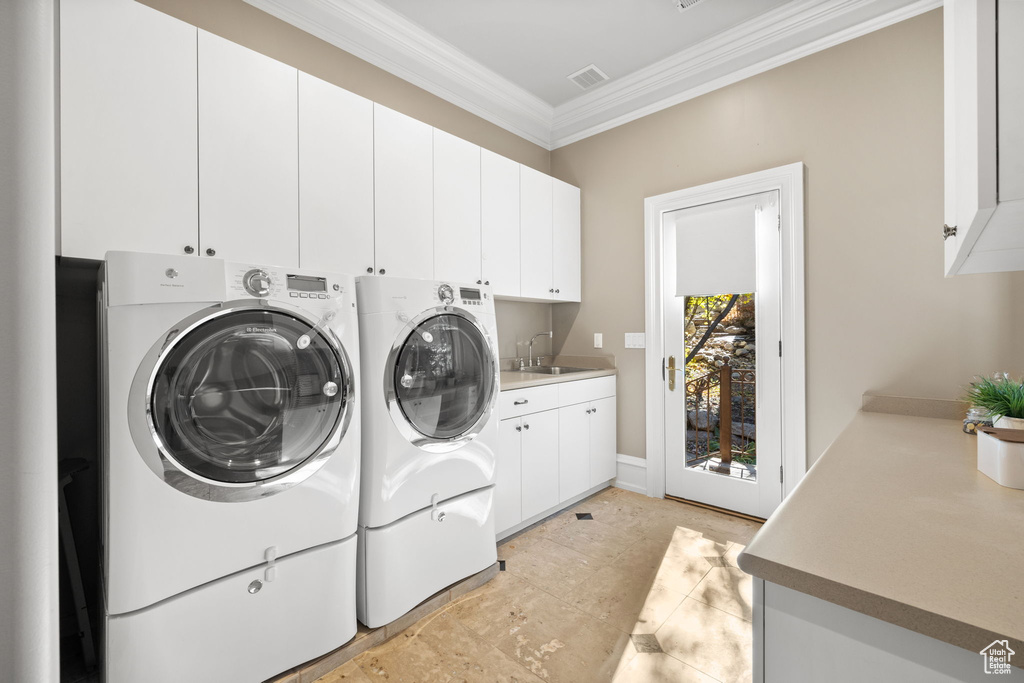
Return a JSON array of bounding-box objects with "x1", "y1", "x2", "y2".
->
[
  {"x1": 494, "y1": 301, "x2": 554, "y2": 367},
  {"x1": 139, "y1": 0, "x2": 550, "y2": 172},
  {"x1": 550, "y1": 9, "x2": 1024, "y2": 464}
]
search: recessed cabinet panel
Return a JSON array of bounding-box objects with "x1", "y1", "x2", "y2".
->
[
  {"x1": 552, "y1": 179, "x2": 582, "y2": 302},
  {"x1": 558, "y1": 404, "x2": 591, "y2": 502},
  {"x1": 298, "y1": 72, "x2": 374, "y2": 276},
  {"x1": 374, "y1": 104, "x2": 433, "y2": 280},
  {"x1": 519, "y1": 165, "x2": 554, "y2": 299},
  {"x1": 496, "y1": 419, "x2": 523, "y2": 534},
  {"x1": 589, "y1": 396, "x2": 617, "y2": 486},
  {"x1": 520, "y1": 410, "x2": 559, "y2": 520},
  {"x1": 199, "y1": 30, "x2": 299, "y2": 267},
  {"x1": 434, "y1": 129, "x2": 482, "y2": 284},
  {"x1": 60, "y1": 0, "x2": 198, "y2": 260},
  {"x1": 481, "y1": 150, "x2": 521, "y2": 297}
]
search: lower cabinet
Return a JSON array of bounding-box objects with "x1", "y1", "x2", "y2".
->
[{"x1": 496, "y1": 376, "x2": 617, "y2": 538}]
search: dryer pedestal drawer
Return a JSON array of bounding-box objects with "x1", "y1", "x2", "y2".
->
[
  {"x1": 357, "y1": 486, "x2": 497, "y2": 628},
  {"x1": 105, "y1": 535, "x2": 357, "y2": 683}
]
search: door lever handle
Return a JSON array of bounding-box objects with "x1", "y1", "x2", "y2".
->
[{"x1": 667, "y1": 355, "x2": 677, "y2": 392}]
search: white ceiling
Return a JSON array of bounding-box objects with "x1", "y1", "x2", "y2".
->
[
  {"x1": 244, "y1": 0, "x2": 942, "y2": 149},
  {"x1": 374, "y1": 0, "x2": 792, "y2": 107}
]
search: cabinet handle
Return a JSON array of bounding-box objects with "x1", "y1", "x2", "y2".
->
[
  {"x1": 523, "y1": 424, "x2": 530, "y2": 430},
  {"x1": 549, "y1": 288, "x2": 554, "y2": 293},
  {"x1": 379, "y1": 268, "x2": 386, "y2": 275},
  {"x1": 586, "y1": 408, "x2": 592, "y2": 414},
  {"x1": 513, "y1": 399, "x2": 528, "y2": 405},
  {"x1": 515, "y1": 425, "x2": 522, "y2": 432},
  {"x1": 943, "y1": 224, "x2": 957, "y2": 240},
  {"x1": 366, "y1": 267, "x2": 374, "y2": 274},
  {"x1": 555, "y1": 289, "x2": 560, "y2": 294},
  {"x1": 206, "y1": 247, "x2": 216, "y2": 257},
  {"x1": 485, "y1": 280, "x2": 490, "y2": 285},
  {"x1": 591, "y1": 407, "x2": 597, "y2": 413},
  {"x1": 183, "y1": 245, "x2": 194, "y2": 255},
  {"x1": 477, "y1": 280, "x2": 482, "y2": 284}
]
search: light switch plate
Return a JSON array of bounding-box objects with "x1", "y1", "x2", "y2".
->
[
  {"x1": 594, "y1": 333, "x2": 603, "y2": 349},
  {"x1": 625, "y1": 333, "x2": 646, "y2": 349}
]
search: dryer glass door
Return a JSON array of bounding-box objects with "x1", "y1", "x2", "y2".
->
[
  {"x1": 394, "y1": 313, "x2": 495, "y2": 441},
  {"x1": 149, "y1": 309, "x2": 348, "y2": 484}
]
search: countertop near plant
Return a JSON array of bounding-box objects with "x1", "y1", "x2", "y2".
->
[
  {"x1": 738, "y1": 407, "x2": 1024, "y2": 655},
  {"x1": 499, "y1": 355, "x2": 617, "y2": 391}
]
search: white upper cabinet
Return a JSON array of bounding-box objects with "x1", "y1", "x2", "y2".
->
[
  {"x1": 519, "y1": 165, "x2": 554, "y2": 299},
  {"x1": 481, "y1": 150, "x2": 521, "y2": 297},
  {"x1": 944, "y1": 0, "x2": 1024, "y2": 275},
  {"x1": 298, "y1": 72, "x2": 374, "y2": 277},
  {"x1": 374, "y1": 104, "x2": 433, "y2": 280},
  {"x1": 60, "y1": 0, "x2": 198, "y2": 260},
  {"x1": 433, "y1": 129, "x2": 482, "y2": 285},
  {"x1": 198, "y1": 30, "x2": 298, "y2": 266},
  {"x1": 552, "y1": 179, "x2": 582, "y2": 302}
]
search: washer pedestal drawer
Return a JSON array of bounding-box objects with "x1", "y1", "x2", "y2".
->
[
  {"x1": 357, "y1": 486, "x2": 497, "y2": 628},
  {"x1": 105, "y1": 535, "x2": 357, "y2": 683}
]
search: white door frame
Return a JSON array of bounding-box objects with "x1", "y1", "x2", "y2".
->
[{"x1": 644, "y1": 162, "x2": 806, "y2": 505}]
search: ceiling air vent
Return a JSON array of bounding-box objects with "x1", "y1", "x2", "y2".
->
[
  {"x1": 674, "y1": 0, "x2": 705, "y2": 11},
  {"x1": 567, "y1": 64, "x2": 610, "y2": 91}
]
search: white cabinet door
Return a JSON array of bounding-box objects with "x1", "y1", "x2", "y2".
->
[
  {"x1": 374, "y1": 104, "x2": 433, "y2": 279},
  {"x1": 481, "y1": 150, "x2": 520, "y2": 296},
  {"x1": 520, "y1": 409, "x2": 559, "y2": 520},
  {"x1": 519, "y1": 165, "x2": 553, "y2": 300},
  {"x1": 589, "y1": 396, "x2": 617, "y2": 487},
  {"x1": 60, "y1": 0, "x2": 198, "y2": 260},
  {"x1": 298, "y1": 72, "x2": 374, "y2": 276},
  {"x1": 198, "y1": 30, "x2": 298, "y2": 267},
  {"x1": 558, "y1": 403, "x2": 591, "y2": 503},
  {"x1": 495, "y1": 418, "x2": 523, "y2": 535},
  {"x1": 434, "y1": 129, "x2": 481, "y2": 284},
  {"x1": 552, "y1": 179, "x2": 581, "y2": 302}
]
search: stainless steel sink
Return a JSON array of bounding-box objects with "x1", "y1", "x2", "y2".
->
[{"x1": 517, "y1": 366, "x2": 591, "y2": 375}]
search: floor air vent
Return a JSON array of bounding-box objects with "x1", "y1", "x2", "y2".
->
[{"x1": 567, "y1": 64, "x2": 610, "y2": 90}]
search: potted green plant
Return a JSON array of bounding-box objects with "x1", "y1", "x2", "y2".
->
[
  {"x1": 966, "y1": 375, "x2": 1024, "y2": 489},
  {"x1": 964, "y1": 375, "x2": 1024, "y2": 430}
]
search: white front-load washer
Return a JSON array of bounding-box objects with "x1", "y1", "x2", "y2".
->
[
  {"x1": 101, "y1": 251, "x2": 361, "y2": 683},
  {"x1": 355, "y1": 276, "x2": 499, "y2": 627}
]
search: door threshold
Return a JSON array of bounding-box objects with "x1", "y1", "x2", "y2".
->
[{"x1": 664, "y1": 494, "x2": 766, "y2": 523}]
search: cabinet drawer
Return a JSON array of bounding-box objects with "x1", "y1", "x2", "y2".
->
[
  {"x1": 558, "y1": 375, "x2": 616, "y2": 406},
  {"x1": 499, "y1": 385, "x2": 559, "y2": 419}
]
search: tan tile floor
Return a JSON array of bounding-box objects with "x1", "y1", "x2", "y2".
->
[{"x1": 317, "y1": 488, "x2": 761, "y2": 683}]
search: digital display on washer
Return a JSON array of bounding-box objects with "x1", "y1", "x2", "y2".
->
[
  {"x1": 287, "y1": 274, "x2": 327, "y2": 293},
  {"x1": 459, "y1": 288, "x2": 481, "y2": 301}
]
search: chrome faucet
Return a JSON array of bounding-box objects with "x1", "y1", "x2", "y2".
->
[{"x1": 528, "y1": 330, "x2": 552, "y2": 368}]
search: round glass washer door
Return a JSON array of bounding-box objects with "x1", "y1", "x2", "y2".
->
[
  {"x1": 137, "y1": 304, "x2": 353, "y2": 500},
  {"x1": 388, "y1": 309, "x2": 497, "y2": 450}
]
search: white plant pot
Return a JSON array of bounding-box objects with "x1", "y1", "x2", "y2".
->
[
  {"x1": 994, "y1": 416, "x2": 1024, "y2": 430},
  {"x1": 978, "y1": 430, "x2": 1024, "y2": 489}
]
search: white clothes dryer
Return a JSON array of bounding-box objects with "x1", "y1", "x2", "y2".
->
[
  {"x1": 101, "y1": 251, "x2": 361, "y2": 683},
  {"x1": 355, "y1": 276, "x2": 499, "y2": 627}
]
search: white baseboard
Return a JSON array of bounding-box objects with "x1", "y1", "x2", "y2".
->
[{"x1": 613, "y1": 454, "x2": 648, "y2": 495}]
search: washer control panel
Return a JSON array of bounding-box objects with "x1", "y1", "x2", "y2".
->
[
  {"x1": 228, "y1": 266, "x2": 345, "y2": 303},
  {"x1": 434, "y1": 283, "x2": 489, "y2": 307}
]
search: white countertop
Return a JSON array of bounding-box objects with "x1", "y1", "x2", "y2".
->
[{"x1": 737, "y1": 411, "x2": 1024, "y2": 654}]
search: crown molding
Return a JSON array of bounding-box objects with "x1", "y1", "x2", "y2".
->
[
  {"x1": 244, "y1": 0, "x2": 942, "y2": 152},
  {"x1": 549, "y1": 0, "x2": 943, "y2": 148},
  {"x1": 244, "y1": 0, "x2": 554, "y2": 148}
]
